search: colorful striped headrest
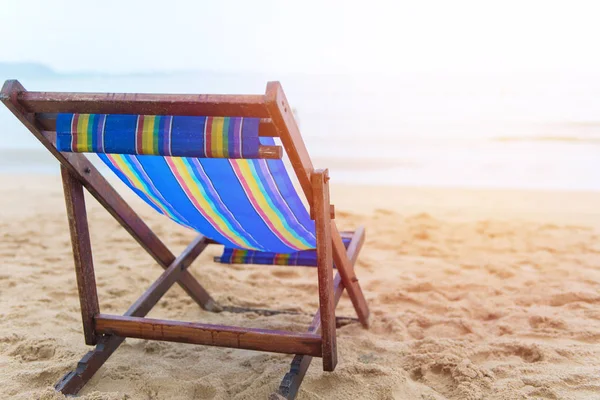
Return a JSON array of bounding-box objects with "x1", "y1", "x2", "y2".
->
[{"x1": 56, "y1": 114, "x2": 260, "y2": 158}]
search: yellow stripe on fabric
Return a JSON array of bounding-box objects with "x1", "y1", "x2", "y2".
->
[
  {"x1": 169, "y1": 157, "x2": 258, "y2": 250},
  {"x1": 233, "y1": 161, "x2": 311, "y2": 250},
  {"x1": 211, "y1": 117, "x2": 225, "y2": 157},
  {"x1": 231, "y1": 249, "x2": 248, "y2": 263},
  {"x1": 75, "y1": 114, "x2": 90, "y2": 152},
  {"x1": 108, "y1": 155, "x2": 177, "y2": 220},
  {"x1": 87, "y1": 114, "x2": 95, "y2": 150},
  {"x1": 275, "y1": 253, "x2": 290, "y2": 265},
  {"x1": 142, "y1": 116, "x2": 156, "y2": 154}
]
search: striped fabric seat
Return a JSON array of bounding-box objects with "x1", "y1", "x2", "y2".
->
[
  {"x1": 56, "y1": 113, "x2": 316, "y2": 254},
  {"x1": 215, "y1": 237, "x2": 352, "y2": 267}
]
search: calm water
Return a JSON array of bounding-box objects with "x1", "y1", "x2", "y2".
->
[{"x1": 1, "y1": 70, "x2": 599, "y2": 190}]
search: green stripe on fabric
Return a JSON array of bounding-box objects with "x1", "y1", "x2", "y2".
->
[
  {"x1": 222, "y1": 117, "x2": 230, "y2": 158},
  {"x1": 87, "y1": 114, "x2": 95, "y2": 151},
  {"x1": 153, "y1": 116, "x2": 160, "y2": 154}
]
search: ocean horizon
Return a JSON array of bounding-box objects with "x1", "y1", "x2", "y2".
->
[{"x1": 1, "y1": 63, "x2": 599, "y2": 191}]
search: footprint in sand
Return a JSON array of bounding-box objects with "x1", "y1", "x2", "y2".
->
[
  {"x1": 529, "y1": 315, "x2": 567, "y2": 330},
  {"x1": 52, "y1": 312, "x2": 76, "y2": 324},
  {"x1": 374, "y1": 208, "x2": 394, "y2": 216},
  {"x1": 407, "y1": 354, "x2": 494, "y2": 399},
  {"x1": 471, "y1": 342, "x2": 545, "y2": 364},
  {"x1": 192, "y1": 382, "x2": 218, "y2": 399},
  {"x1": 270, "y1": 269, "x2": 301, "y2": 279},
  {"x1": 106, "y1": 287, "x2": 131, "y2": 297},
  {"x1": 549, "y1": 291, "x2": 600, "y2": 307},
  {"x1": 8, "y1": 338, "x2": 57, "y2": 362}
]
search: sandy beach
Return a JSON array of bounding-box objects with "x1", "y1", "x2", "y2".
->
[{"x1": 1, "y1": 173, "x2": 600, "y2": 399}]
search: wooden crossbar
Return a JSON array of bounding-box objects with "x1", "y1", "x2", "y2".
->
[
  {"x1": 95, "y1": 314, "x2": 323, "y2": 356},
  {"x1": 16, "y1": 91, "x2": 270, "y2": 117}
]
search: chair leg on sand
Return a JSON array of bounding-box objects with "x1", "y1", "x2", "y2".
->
[
  {"x1": 55, "y1": 225, "x2": 212, "y2": 394},
  {"x1": 56, "y1": 166, "x2": 215, "y2": 395},
  {"x1": 274, "y1": 226, "x2": 365, "y2": 400},
  {"x1": 55, "y1": 232, "x2": 211, "y2": 394},
  {"x1": 312, "y1": 170, "x2": 338, "y2": 371}
]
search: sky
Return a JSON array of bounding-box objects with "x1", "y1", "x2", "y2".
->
[{"x1": 1, "y1": 0, "x2": 600, "y2": 75}]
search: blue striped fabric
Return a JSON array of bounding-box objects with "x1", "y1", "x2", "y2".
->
[
  {"x1": 98, "y1": 148, "x2": 317, "y2": 253},
  {"x1": 49, "y1": 114, "x2": 317, "y2": 254},
  {"x1": 215, "y1": 237, "x2": 352, "y2": 267},
  {"x1": 56, "y1": 114, "x2": 261, "y2": 158}
]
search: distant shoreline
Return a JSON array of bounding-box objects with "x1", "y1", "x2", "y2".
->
[{"x1": 493, "y1": 135, "x2": 600, "y2": 144}]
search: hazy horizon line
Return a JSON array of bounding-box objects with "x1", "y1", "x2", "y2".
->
[{"x1": 2, "y1": 60, "x2": 598, "y2": 80}]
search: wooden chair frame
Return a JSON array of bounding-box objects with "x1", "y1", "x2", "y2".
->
[{"x1": 0, "y1": 80, "x2": 370, "y2": 399}]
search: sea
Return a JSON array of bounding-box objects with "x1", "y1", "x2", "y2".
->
[{"x1": 1, "y1": 67, "x2": 599, "y2": 191}]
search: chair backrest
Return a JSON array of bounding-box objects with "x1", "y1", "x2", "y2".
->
[
  {"x1": 20, "y1": 89, "x2": 284, "y2": 159},
  {"x1": 2, "y1": 82, "x2": 320, "y2": 253}
]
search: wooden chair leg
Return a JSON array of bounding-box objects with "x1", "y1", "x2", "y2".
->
[
  {"x1": 56, "y1": 235, "x2": 209, "y2": 395},
  {"x1": 311, "y1": 169, "x2": 337, "y2": 371},
  {"x1": 61, "y1": 165, "x2": 100, "y2": 345},
  {"x1": 55, "y1": 335, "x2": 123, "y2": 395},
  {"x1": 275, "y1": 226, "x2": 366, "y2": 399}
]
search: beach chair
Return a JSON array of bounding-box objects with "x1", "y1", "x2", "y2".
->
[{"x1": 0, "y1": 79, "x2": 370, "y2": 399}]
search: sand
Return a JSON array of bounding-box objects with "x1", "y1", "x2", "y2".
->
[{"x1": 1, "y1": 173, "x2": 600, "y2": 400}]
